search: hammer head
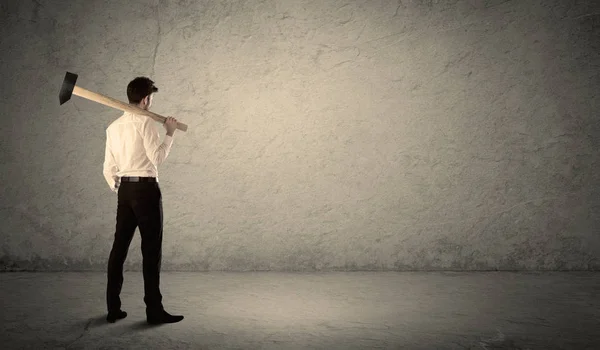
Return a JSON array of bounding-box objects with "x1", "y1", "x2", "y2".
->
[{"x1": 59, "y1": 71, "x2": 78, "y2": 105}]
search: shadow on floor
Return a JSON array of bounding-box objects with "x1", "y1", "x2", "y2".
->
[{"x1": 73, "y1": 314, "x2": 160, "y2": 331}]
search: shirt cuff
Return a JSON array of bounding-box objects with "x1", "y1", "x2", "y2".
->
[{"x1": 164, "y1": 134, "x2": 174, "y2": 147}]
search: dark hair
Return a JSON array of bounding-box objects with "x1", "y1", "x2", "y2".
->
[{"x1": 127, "y1": 77, "x2": 158, "y2": 104}]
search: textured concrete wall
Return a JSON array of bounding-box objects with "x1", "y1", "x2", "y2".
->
[{"x1": 1, "y1": 0, "x2": 598, "y2": 271}]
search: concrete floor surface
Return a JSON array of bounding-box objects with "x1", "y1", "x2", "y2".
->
[{"x1": 0, "y1": 271, "x2": 599, "y2": 349}]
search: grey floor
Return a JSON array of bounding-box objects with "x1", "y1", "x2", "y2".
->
[{"x1": 1, "y1": 271, "x2": 599, "y2": 349}]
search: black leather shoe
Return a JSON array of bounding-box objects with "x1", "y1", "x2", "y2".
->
[
  {"x1": 146, "y1": 310, "x2": 184, "y2": 324},
  {"x1": 106, "y1": 310, "x2": 127, "y2": 323}
]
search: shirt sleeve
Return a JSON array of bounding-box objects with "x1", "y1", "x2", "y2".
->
[
  {"x1": 102, "y1": 129, "x2": 120, "y2": 193},
  {"x1": 141, "y1": 117, "x2": 174, "y2": 167}
]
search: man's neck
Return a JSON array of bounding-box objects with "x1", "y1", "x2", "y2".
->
[{"x1": 130, "y1": 103, "x2": 145, "y2": 110}]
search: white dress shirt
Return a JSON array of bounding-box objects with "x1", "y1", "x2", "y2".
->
[{"x1": 103, "y1": 111, "x2": 174, "y2": 193}]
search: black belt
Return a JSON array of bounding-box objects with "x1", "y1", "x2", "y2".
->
[{"x1": 121, "y1": 176, "x2": 157, "y2": 183}]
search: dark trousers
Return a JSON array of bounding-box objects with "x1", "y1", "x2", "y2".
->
[{"x1": 107, "y1": 180, "x2": 164, "y2": 314}]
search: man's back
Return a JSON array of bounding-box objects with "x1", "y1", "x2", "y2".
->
[{"x1": 103, "y1": 112, "x2": 174, "y2": 192}]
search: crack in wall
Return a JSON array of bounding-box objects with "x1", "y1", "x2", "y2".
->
[{"x1": 151, "y1": 0, "x2": 162, "y2": 77}]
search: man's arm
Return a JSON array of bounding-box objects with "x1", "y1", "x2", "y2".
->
[
  {"x1": 142, "y1": 117, "x2": 174, "y2": 167},
  {"x1": 102, "y1": 130, "x2": 120, "y2": 193}
]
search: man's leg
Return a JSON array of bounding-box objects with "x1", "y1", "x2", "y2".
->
[
  {"x1": 133, "y1": 182, "x2": 183, "y2": 324},
  {"x1": 131, "y1": 182, "x2": 164, "y2": 313},
  {"x1": 106, "y1": 185, "x2": 137, "y2": 315}
]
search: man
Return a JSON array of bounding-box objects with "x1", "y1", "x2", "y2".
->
[{"x1": 102, "y1": 76, "x2": 183, "y2": 324}]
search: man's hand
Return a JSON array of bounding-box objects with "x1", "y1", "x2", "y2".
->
[{"x1": 163, "y1": 116, "x2": 178, "y2": 136}]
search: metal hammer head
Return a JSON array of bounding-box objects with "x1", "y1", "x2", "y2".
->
[{"x1": 59, "y1": 71, "x2": 78, "y2": 105}]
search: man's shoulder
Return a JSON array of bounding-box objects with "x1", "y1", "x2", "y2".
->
[
  {"x1": 128, "y1": 113, "x2": 152, "y2": 126},
  {"x1": 107, "y1": 113, "x2": 147, "y2": 130},
  {"x1": 107, "y1": 113, "x2": 125, "y2": 127}
]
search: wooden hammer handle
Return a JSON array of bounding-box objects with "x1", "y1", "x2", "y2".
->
[{"x1": 73, "y1": 86, "x2": 188, "y2": 132}]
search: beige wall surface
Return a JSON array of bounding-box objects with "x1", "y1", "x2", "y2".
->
[{"x1": 0, "y1": 0, "x2": 598, "y2": 271}]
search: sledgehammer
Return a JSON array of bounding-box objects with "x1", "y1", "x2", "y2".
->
[{"x1": 59, "y1": 71, "x2": 188, "y2": 132}]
